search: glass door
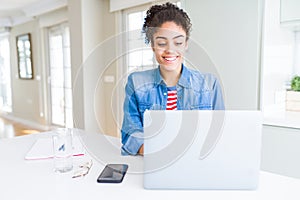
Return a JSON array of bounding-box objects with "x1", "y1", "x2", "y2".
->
[
  {"x1": 48, "y1": 24, "x2": 73, "y2": 127},
  {"x1": 0, "y1": 35, "x2": 12, "y2": 112}
]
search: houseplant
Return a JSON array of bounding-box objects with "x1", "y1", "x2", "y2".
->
[
  {"x1": 286, "y1": 76, "x2": 300, "y2": 111},
  {"x1": 291, "y1": 76, "x2": 300, "y2": 91}
]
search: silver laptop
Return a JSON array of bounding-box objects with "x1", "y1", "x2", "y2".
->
[{"x1": 143, "y1": 110, "x2": 262, "y2": 190}]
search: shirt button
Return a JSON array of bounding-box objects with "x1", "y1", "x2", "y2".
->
[{"x1": 163, "y1": 93, "x2": 167, "y2": 96}]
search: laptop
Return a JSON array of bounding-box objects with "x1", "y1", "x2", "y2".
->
[{"x1": 143, "y1": 110, "x2": 262, "y2": 190}]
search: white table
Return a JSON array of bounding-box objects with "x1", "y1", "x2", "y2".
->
[{"x1": 1, "y1": 129, "x2": 300, "y2": 200}]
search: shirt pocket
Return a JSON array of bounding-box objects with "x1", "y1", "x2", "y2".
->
[{"x1": 187, "y1": 90, "x2": 213, "y2": 110}]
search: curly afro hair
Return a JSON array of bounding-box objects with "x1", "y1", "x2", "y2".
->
[{"x1": 142, "y1": 2, "x2": 192, "y2": 44}]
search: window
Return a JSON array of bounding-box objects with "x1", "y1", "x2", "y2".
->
[
  {"x1": 48, "y1": 24, "x2": 73, "y2": 127},
  {"x1": 123, "y1": 1, "x2": 181, "y2": 73},
  {"x1": 0, "y1": 35, "x2": 12, "y2": 112},
  {"x1": 125, "y1": 8, "x2": 156, "y2": 73}
]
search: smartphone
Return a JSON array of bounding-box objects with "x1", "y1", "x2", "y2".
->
[{"x1": 97, "y1": 164, "x2": 128, "y2": 183}]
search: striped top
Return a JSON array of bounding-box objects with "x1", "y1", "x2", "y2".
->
[{"x1": 166, "y1": 86, "x2": 177, "y2": 110}]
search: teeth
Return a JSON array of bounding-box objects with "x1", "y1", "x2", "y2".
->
[{"x1": 164, "y1": 57, "x2": 176, "y2": 61}]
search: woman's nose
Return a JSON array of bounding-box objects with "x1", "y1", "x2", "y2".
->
[{"x1": 165, "y1": 43, "x2": 175, "y2": 53}]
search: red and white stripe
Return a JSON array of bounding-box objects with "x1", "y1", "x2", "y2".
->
[{"x1": 166, "y1": 90, "x2": 177, "y2": 110}]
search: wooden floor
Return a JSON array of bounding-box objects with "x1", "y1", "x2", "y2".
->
[{"x1": 0, "y1": 117, "x2": 43, "y2": 139}]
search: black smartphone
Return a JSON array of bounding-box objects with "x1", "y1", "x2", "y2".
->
[{"x1": 97, "y1": 164, "x2": 128, "y2": 183}]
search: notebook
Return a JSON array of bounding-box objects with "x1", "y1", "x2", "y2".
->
[
  {"x1": 143, "y1": 110, "x2": 262, "y2": 190},
  {"x1": 25, "y1": 135, "x2": 85, "y2": 160}
]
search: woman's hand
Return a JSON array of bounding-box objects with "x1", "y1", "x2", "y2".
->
[{"x1": 138, "y1": 144, "x2": 144, "y2": 155}]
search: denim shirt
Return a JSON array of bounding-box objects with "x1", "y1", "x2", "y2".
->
[{"x1": 121, "y1": 64, "x2": 224, "y2": 155}]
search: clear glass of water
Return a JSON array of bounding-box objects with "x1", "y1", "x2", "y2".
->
[{"x1": 52, "y1": 128, "x2": 73, "y2": 173}]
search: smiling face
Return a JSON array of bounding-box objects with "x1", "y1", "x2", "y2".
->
[{"x1": 152, "y1": 21, "x2": 188, "y2": 74}]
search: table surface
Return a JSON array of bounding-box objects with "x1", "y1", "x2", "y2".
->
[{"x1": 1, "y1": 129, "x2": 300, "y2": 200}]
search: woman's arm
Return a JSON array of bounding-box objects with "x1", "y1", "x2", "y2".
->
[
  {"x1": 211, "y1": 78, "x2": 225, "y2": 110},
  {"x1": 121, "y1": 74, "x2": 144, "y2": 155}
]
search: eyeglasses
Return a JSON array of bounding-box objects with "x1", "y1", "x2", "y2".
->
[{"x1": 72, "y1": 160, "x2": 93, "y2": 178}]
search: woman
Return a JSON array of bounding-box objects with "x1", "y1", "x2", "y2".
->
[{"x1": 121, "y1": 2, "x2": 224, "y2": 156}]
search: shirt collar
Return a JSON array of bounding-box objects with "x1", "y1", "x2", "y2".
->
[
  {"x1": 177, "y1": 64, "x2": 191, "y2": 88},
  {"x1": 154, "y1": 64, "x2": 191, "y2": 88}
]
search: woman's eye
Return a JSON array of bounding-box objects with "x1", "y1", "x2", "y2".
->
[
  {"x1": 175, "y1": 42, "x2": 183, "y2": 46},
  {"x1": 158, "y1": 43, "x2": 166, "y2": 47}
]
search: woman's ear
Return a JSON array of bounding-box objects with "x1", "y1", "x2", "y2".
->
[{"x1": 185, "y1": 41, "x2": 189, "y2": 50}]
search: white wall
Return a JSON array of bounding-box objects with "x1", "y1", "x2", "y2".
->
[
  {"x1": 68, "y1": 0, "x2": 85, "y2": 129},
  {"x1": 262, "y1": 0, "x2": 295, "y2": 111},
  {"x1": 295, "y1": 32, "x2": 300, "y2": 75},
  {"x1": 10, "y1": 20, "x2": 45, "y2": 125},
  {"x1": 185, "y1": 0, "x2": 263, "y2": 110},
  {"x1": 81, "y1": 0, "x2": 106, "y2": 133},
  {"x1": 69, "y1": 0, "x2": 118, "y2": 136}
]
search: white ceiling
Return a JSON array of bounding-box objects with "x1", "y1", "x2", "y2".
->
[
  {"x1": 0, "y1": 0, "x2": 40, "y2": 10},
  {"x1": 0, "y1": 0, "x2": 67, "y2": 27}
]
